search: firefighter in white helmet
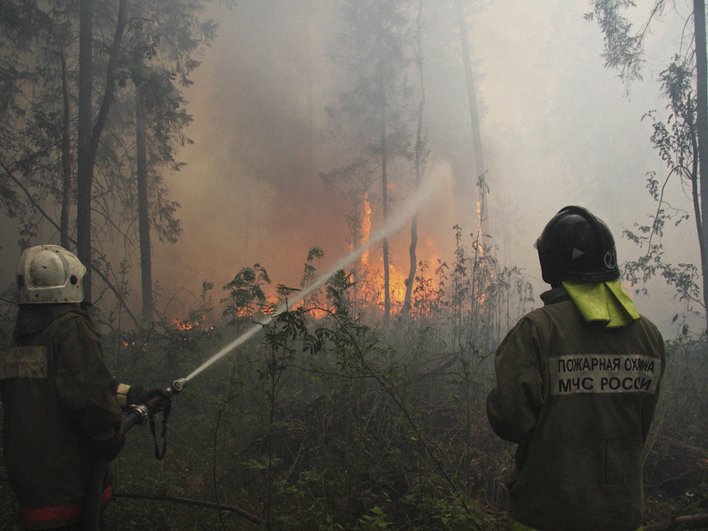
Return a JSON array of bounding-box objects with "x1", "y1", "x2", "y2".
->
[{"x1": 0, "y1": 245, "x2": 167, "y2": 529}]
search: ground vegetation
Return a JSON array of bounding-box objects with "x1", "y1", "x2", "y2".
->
[{"x1": 0, "y1": 228, "x2": 704, "y2": 529}]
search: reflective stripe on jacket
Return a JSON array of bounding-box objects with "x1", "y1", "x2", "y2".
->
[
  {"x1": 21, "y1": 485, "x2": 113, "y2": 527},
  {"x1": 487, "y1": 288, "x2": 665, "y2": 531}
]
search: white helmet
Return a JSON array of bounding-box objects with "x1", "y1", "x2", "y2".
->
[{"x1": 17, "y1": 245, "x2": 86, "y2": 304}]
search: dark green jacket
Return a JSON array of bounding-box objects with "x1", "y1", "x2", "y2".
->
[
  {"x1": 0, "y1": 304, "x2": 123, "y2": 529},
  {"x1": 487, "y1": 288, "x2": 664, "y2": 531}
]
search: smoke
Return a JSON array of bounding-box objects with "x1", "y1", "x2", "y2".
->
[
  {"x1": 1, "y1": 0, "x2": 698, "y2": 334},
  {"x1": 468, "y1": 0, "x2": 699, "y2": 332},
  {"x1": 185, "y1": 167, "x2": 453, "y2": 383},
  {"x1": 156, "y1": 0, "x2": 700, "y2": 333},
  {"x1": 154, "y1": 2, "x2": 349, "y2": 303},
  {"x1": 154, "y1": 1, "x2": 469, "y2": 311}
]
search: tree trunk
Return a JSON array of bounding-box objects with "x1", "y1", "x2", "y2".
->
[
  {"x1": 77, "y1": 0, "x2": 94, "y2": 300},
  {"x1": 76, "y1": 0, "x2": 128, "y2": 302},
  {"x1": 382, "y1": 128, "x2": 391, "y2": 323},
  {"x1": 380, "y1": 66, "x2": 391, "y2": 323},
  {"x1": 403, "y1": 0, "x2": 426, "y2": 318},
  {"x1": 305, "y1": 0, "x2": 315, "y2": 171},
  {"x1": 455, "y1": 0, "x2": 487, "y2": 235},
  {"x1": 60, "y1": 45, "x2": 72, "y2": 250},
  {"x1": 694, "y1": 0, "x2": 708, "y2": 330},
  {"x1": 136, "y1": 90, "x2": 153, "y2": 322}
]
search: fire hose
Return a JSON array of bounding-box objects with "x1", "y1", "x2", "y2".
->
[
  {"x1": 77, "y1": 171, "x2": 448, "y2": 529},
  {"x1": 121, "y1": 377, "x2": 187, "y2": 434},
  {"x1": 82, "y1": 378, "x2": 187, "y2": 531}
]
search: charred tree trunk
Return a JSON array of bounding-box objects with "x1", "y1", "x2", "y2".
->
[
  {"x1": 382, "y1": 126, "x2": 391, "y2": 323},
  {"x1": 136, "y1": 90, "x2": 153, "y2": 322},
  {"x1": 694, "y1": 0, "x2": 708, "y2": 330},
  {"x1": 403, "y1": 219, "x2": 419, "y2": 318},
  {"x1": 455, "y1": 0, "x2": 487, "y2": 236},
  {"x1": 380, "y1": 66, "x2": 391, "y2": 323},
  {"x1": 60, "y1": 45, "x2": 72, "y2": 250},
  {"x1": 403, "y1": 0, "x2": 427, "y2": 318},
  {"x1": 77, "y1": 0, "x2": 94, "y2": 299}
]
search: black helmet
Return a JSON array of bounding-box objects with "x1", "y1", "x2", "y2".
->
[{"x1": 536, "y1": 206, "x2": 619, "y2": 284}]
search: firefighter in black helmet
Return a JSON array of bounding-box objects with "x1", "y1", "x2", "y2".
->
[
  {"x1": 487, "y1": 206, "x2": 665, "y2": 531},
  {"x1": 536, "y1": 205, "x2": 619, "y2": 284},
  {"x1": 0, "y1": 245, "x2": 169, "y2": 529}
]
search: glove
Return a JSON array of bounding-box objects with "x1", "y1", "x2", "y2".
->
[
  {"x1": 127, "y1": 386, "x2": 172, "y2": 414},
  {"x1": 126, "y1": 385, "x2": 165, "y2": 405},
  {"x1": 95, "y1": 434, "x2": 126, "y2": 462}
]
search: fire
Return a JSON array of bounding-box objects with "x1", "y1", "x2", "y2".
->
[
  {"x1": 358, "y1": 260, "x2": 408, "y2": 308},
  {"x1": 474, "y1": 196, "x2": 486, "y2": 257},
  {"x1": 172, "y1": 318, "x2": 197, "y2": 331},
  {"x1": 360, "y1": 192, "x2": 372, "y2": 267},
  {"x1": 353, "y1": 190, "x2": 442, "y2": 315},
  {"x1": 294, "y1": 301, "x2": 330, "y2": 320},
  {"x1": 171, "y1": 316, "x2": 214, "y2": 332}
]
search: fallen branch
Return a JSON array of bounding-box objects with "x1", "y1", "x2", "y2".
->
[
  {"x1": 114, "y1": 492, "x2": 262, "y2": 524},
  {"x1": 645, "y1": 513, "x2": 708, "y2": 530},
  {"x1": 653, "y1": 436, "x2": 708, "y2": 468}
]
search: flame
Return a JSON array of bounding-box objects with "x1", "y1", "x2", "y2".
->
[
  {"x1": 359, "y1": 261, "x2": 407, "y2": 307},
  {"x1": 474, "y1": 197, "x2": 485, "y2": 256},
  {"x1": 171, "y1": 315, "x2": 214, "y2": 331},
  {"x1": 350, "y1": 190, "x2": 445, "y2": 315},
  {"x1": 172, "y1": 318, "x2": 197, "y2": 331},
  {"x1": 360, "y1": 192, "x2": 372, "y2": 267},
  {"x1": 293, "y1": 302, "x2": 329, "y2": 320},
  {"x1": 356, "y1": 256, "x2": 447, "y2": 317}
]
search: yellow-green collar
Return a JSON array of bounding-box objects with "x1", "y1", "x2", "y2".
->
[{"x1": 562, "y1": 279, "x2": 640, "y2": 328}]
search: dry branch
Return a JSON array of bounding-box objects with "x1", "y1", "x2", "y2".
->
[{"x1": 114, "y1": 492, "x2": 262, "y2": 524}]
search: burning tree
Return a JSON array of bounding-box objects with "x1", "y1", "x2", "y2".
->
[{"x1": 322, "y1": 0, "x2": 415, "y2": 322}]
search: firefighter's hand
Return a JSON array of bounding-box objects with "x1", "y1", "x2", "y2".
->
[
  {"x1": 127, "y1": 386, "x2": 171, "y2": 413},
  {"x1": 143, "y1": 387, "x2": 172, "y2": 414}
]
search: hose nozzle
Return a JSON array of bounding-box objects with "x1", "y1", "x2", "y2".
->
[
  {"x1": 122, "y1": 377, "x2": 187, "y2": 435},
  {"x1": 168, "y1": 377, "x2": 187, "y2": 395}
]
